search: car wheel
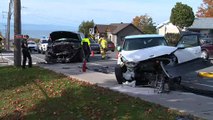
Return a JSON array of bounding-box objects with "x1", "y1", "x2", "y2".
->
[
  {"x1": 201, "y1": 50, "x2": 209, "y2": 60},
  {"x1": 115, "y1": 65, "x2": 125, "y2": 84}
]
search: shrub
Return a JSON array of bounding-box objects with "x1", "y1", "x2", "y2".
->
[{"x1": 165, "y1": 33, "x2": 180, "y2": 46}]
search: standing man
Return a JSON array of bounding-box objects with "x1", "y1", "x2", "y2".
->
[
  {"x1": 81, "y1": 34, "x2": 91, "y2": 62},
  {"x1": 21, "y1": 35, "x2": 32, "y2": 68},
  {"x1": 98, "y1": 35, "x2": 108, "y2": 60},
  {"x1": 0, "y1": 36, "x2": 3, "y2": 52}
]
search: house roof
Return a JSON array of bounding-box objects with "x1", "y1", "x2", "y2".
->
[
  {"x1": 188, "y1": 18, "x2": 213, "y2": 30},
  {"x1": 109, "y1": 23, "x2": 130, "y2": 34},
  {"x1": 95, "y1": 24, "x2": 109, "y2": 33},
  {"x1": 156, "y1": 20, "x2": 170, "y2": 29},
  {"x1": 95, "y1": 23, "x2": 142, "y2": 35}
]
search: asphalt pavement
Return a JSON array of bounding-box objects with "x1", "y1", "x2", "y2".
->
[{"x1": 1, "y1": 51, "x2": 213, "y2": 119}]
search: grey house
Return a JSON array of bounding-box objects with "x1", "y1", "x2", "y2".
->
[
  {"x1": 94, "y1": 23, "x2": 143, "y2": 46},
  {"x1": 187, "y1": 18, "x2": 213, "y2": 38}
]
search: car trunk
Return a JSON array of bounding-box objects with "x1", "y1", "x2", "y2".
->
[{"x1": 50, "y1": 31, "x2": 80, "y2": 41}]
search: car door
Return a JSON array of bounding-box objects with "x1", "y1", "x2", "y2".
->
[{"x1": 175, "y1": 34, "x2": 201, "y2": 64}]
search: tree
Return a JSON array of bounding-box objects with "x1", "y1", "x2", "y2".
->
[
  {"x1": 78, "y1": 20, "x2": 95, "y2": 36},
  {"x1": 196, "y1": 0, "x2": 213, "y2": 17},
  {"x1": 132, "y1": 14, "x2": 156, "y2": 34},
  {"x1": 170, "y1": 2, "x2": 195, "y2": 30}
]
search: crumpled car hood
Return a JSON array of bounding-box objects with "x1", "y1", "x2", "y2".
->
[
  {"x1": 50, "y1": 31, "x2": 80, "y2": 41},
  {"x1": 121, "y1": 46, "x2": 177, "y2": 62}
]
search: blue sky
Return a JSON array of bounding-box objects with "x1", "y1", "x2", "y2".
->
[{"x1": 0, "y1": 0, "x2": 203, "y2": 37}]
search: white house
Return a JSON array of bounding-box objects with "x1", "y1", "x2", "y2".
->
[{"x1": 156, "y1": 20, "x2": 180, "y2": 35}]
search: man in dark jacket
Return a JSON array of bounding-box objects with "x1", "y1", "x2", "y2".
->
[
  {"x1": 21, "y1": 35, "x2": 32, "y2": 68},
  {"x1": 81, "y1": 34, "x2": 91, "y2": 62}
]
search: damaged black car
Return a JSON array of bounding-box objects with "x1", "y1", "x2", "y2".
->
[{"x1": 45, "y1": 31, "x2": 83, "y2": 63}]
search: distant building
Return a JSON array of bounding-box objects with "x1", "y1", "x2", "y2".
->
[
  {"x1": 94, "y1": 23, "x2": 143, "y2": 46},
  {"x1": 156, "y1": 20, "x2": 179, "y2": 35}
]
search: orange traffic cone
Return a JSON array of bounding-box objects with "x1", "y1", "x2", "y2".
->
[
  {"x1": 82, "y1": 59, "x2": 87, "y2": 72},
  {"x1": 91, "y1": 51, "x2": 94, "y2": 57}
]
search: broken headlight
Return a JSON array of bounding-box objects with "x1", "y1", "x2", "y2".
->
[
  {"x1": 121, "y1": 56, "x2": 138, "y2": 68},
  {"x1": 125, "y1": 61, "x2": 138, "y2": 68}
]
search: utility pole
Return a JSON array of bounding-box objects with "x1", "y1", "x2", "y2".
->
[
  {"x1": 2, "y1": 11, "x2": 7, "y2": 48},
  {"x1": 6, "y1": 0, "x2": 13, "y2": 51},
  {"x1": 14, "y1": 0, "x2": 21, "y2": 67}
]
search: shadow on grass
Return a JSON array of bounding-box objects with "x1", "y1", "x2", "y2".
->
[
  {"x1": 0, "y1": 66, "x2": 66, "y2": 92},
  {"x1": 0, "y1": 86, "x2": 112, "y2": 120},
  {"x1": 0, "y1": 79, "x2": 184, "y2": 120}
]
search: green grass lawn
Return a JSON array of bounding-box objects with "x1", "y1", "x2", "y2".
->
[{"x1": 0, "y1": 66, "x2": 201, "y2": 120}]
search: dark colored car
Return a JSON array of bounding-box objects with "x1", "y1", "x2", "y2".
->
[
  {"x1": 45, "y1": 31, "x2": 83, "y2": 63},
  {"x1": 201, "y1": 38, "x2": 213, "y2": 60},
  {"x1": 107, "y1": 41, "x2": 115, "y2": 52},
  {"x1": 90, "y1": 39, "x2": 100, "y2": 54}
]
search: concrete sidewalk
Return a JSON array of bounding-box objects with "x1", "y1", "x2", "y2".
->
[{"x1": 38, "y1": 63, "x2": 213, "y2": 120}]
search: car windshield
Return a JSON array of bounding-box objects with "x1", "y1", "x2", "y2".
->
[
  {"x1": 89, "y1": 39, "x2": 96, "y2": 43},
  {"x1": 41, "y1": 40, "x2": 48, "y2": 43},
  {"x1": 201, "y1": 38, "x2": 213, "y2": 44},
  {"x1": 123, "y1": 37, "x2": 167, "y2": 51},
  {"x1": 27, "y1": 41, "x2": 36, "y2": 45}
]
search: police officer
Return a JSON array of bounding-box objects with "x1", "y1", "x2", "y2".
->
[
  {"x1": 0, "y1": 36, "x2": 2, "y2": 52},
  {"x1": 98, "y1": 35, "x2": 108, "y2": 60},
  {"x1": 81, "y1": 34, "x2": 91, "y2": 62},
  {"x1": 21, "y1": 35, "x2": 32, "y2": 68}
]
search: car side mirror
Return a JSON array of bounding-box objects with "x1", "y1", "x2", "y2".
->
[
  {"x1": 117, "y1": 46, "x2": 122, "y2": 52},
  {"x1": 177, "y1": 44, "x2": 185, "y2": 49}
]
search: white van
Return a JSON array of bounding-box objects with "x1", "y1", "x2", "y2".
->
[{"x1": 38, "y1": 37, "x2": 49, "y2": 54}]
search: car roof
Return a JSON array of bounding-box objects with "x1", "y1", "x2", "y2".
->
[{"x1": 125, "y1": 34, "x2": 164, "y2": 39}]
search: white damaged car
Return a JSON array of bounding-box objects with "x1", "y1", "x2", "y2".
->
[{"x1": 115, "y1": 33, "x2": 202, "y2": 93}]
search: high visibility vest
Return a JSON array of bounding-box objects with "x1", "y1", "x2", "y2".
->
[
  {"x1": 81, "y1": 38, "x2": 91, "y2": 46},
  {"x1": 0, "y1": 36, "x2": 3, "y2": 41}
]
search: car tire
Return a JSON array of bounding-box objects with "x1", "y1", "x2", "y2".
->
[
  {"x1": 201, "y1": 50, "x2": 209, "y2": 60},
  {"x1": 115, "y1": 65, "x2": 125, "y2": 84}
]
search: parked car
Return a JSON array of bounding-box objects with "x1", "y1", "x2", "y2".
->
[
  {"x1": 107, "y1": 41, "x2": 115, "y2": 52},
  {"x1": 45, "y1": 31, "x2": 83, "y2": 63},
  {"x1": 38, "y1": 37, "x2": 48, "y2": 54},
  {"x1": 115, "y1": 33, "x2": 202, "y2": 93},
  {"x1": 27, "y1": 40, "x2": 39, "y2": 53},
  {"x1": 90, "y1": 39, "x2": 100, "y2": 54},
  {"x1": 200, "y1": 38, "x2": 213, "y2": 60}
]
